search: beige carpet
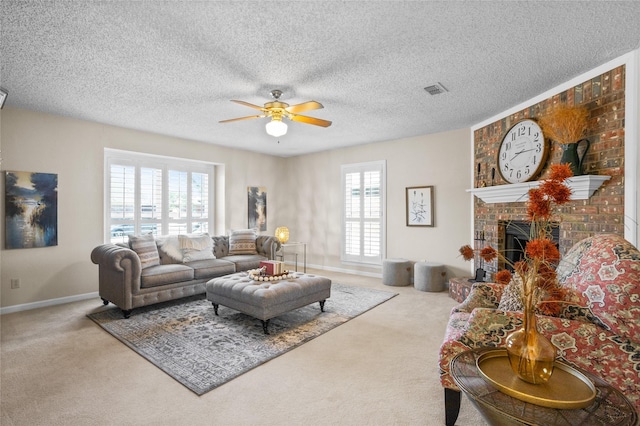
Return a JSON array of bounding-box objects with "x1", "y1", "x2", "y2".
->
[{"x1": 1, "y1": 268, "x2": 486, "y2": 426}]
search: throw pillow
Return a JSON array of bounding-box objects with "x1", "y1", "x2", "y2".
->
[
  {"x1": 156, "y1": 235, "x2": 183, "y2": 263},
  {"x1": 497, "y1": 277, "x2": 524, "y2": 312},
  {"x1": 497, "y1": 275, "x2": 570, "y2": 317},
  {"x1": 128, "y1": 233, "x2": 160, "y2": 269},
  {"x1": 179, "y1": 233, "x2": 215, "y2": 263},
  {"x1": 228, "y1": 228, "x2": 258, "y2": 255}
]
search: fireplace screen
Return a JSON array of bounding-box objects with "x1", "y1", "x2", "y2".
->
[{"x1": 501, "y1": 221, "x2": 559, "y2": 271}]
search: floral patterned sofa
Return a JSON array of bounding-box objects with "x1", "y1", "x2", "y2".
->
[{"x1": 438, "y1": 233, "x2": 640, "y2": 425}]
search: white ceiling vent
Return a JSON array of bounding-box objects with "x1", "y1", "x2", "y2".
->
[{"x1": 424, "y1": 83, "x2": 448, "y2": 95}]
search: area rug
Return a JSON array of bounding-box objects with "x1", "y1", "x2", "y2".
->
[{"x1": 87, "y1": 283, "x2": 396, "y2": 395}]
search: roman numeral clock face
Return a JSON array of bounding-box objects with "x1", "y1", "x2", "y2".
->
[{"x1": 497, "y1": 119, "x2": 549, "y2": 184}]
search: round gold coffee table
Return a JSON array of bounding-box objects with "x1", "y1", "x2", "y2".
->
[{"x1": 450, "y1": 348, "x2": 638, "y2": 426}]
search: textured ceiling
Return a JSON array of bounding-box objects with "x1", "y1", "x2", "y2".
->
[{"x1": 2, "y1": 1, "x2": 640, "y2": 157}]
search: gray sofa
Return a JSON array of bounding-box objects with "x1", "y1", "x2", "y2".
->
[{"x1": 91, "y1": 234, "x2": 280, "y2": 318}]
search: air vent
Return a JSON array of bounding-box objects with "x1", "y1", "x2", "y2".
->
[{"x1": 424, "y1": 83, "x2": 448, "y2": 96}]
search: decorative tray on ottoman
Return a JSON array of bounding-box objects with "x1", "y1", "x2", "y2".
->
[
  {"x1": 248, "y1": 268, "x2": 295, "y2": 282},
  {"x1": 476, "y1": 349, "x2": 596, "y2": 409}
]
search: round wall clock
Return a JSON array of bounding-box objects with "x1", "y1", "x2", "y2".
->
[{"x1": 497, "y1": 119, "x2": 549, "y2": 184}]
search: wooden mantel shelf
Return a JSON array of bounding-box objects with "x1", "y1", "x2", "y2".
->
[{"x1": 466, "y1": 175, "x2": 611, "y2": 204}]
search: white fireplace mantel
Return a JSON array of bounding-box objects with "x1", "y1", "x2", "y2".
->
[{"x1": 466, "y1": 175, "x2": 611, "y2": 204}]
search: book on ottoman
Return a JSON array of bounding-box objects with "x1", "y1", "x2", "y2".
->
[{"x1": 260, "y1": 260, "x2": 285, "y2": 275}]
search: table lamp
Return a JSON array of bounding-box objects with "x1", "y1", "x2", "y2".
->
[{"x1": 275, "y1": 226, "x2": 289, "y2": 244}]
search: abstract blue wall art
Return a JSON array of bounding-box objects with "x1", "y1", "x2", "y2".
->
[{"x1": 5, "y1": 171, "x2": 58, "y2": 249}]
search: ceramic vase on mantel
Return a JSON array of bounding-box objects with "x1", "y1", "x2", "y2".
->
[
  {"x1": 560, "y1": 139, "x2": 590, "y2": 177},
  {"x1": 505, "y1": 305, "x2": 557, "y2": 384}
]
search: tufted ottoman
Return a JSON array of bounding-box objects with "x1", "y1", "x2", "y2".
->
[{"x1": 206, "y1": 272, "x2": 332, "y2": 334}]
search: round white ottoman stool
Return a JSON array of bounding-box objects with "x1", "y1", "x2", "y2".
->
[
  {"x1": 414, "y1": 262, "x2": 446, "y2": 292},
  {"x1": 382, "y1": 258, "x2": 412, "y2": 286}
]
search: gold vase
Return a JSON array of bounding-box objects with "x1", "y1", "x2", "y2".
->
[{"x1": 505, "y1": 306, "x2": 556, "y2": 384}]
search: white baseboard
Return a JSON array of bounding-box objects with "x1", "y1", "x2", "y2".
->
[
  {"x1": 283, "y1": 261, "x2": 383, "y2": 279},
  {"x1": 0, "y1": 291, "x2": 99, "y2": 315}
]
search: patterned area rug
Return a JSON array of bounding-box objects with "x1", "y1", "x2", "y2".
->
[{"x1": 87, "y1": 283, "x2": 396, "y2": 395}]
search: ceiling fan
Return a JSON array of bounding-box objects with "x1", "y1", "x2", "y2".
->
[{"x1": 219, "y1": 90, "x2": 332, "y2": 137}]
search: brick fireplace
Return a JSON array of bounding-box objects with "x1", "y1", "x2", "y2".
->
[{"x1": 472, "y1": 66, "x2": 626, "y2": 280}]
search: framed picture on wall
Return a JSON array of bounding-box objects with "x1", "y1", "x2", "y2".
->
[
  {"x1": 406, "y1": 186, "x2": 434, "y2": 227},
  {"x1": 5, "y1": 170, "x2": 58, "y2": 248},
  {"x1": 247, "y1": 186, "x2": 267, "y2": 231}
]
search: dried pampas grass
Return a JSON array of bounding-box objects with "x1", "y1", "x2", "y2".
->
[{"x1": 539, "y1": 104, "x2": 589, "y2": 145}]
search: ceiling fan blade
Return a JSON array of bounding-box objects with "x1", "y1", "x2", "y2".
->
[
  {"x1": 231, "y1": 100, "x2": 268, "y2": 111},
  {"x1": 285, "y1": 101, "x2": 324, "y2": 114},
  {"x1": 289, "y1": 114, "x2": 332, "y2": 127},
  {"x1": 219, "y1": 114, "x2": 265, "y2": 123}
]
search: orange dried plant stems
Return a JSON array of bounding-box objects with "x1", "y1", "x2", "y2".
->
[{"x1": 539, "y1": 104, "x2": 589, "y2": 145}]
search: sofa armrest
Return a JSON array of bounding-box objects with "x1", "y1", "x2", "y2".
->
[
  {"x1": 91, "y1": 244, "x2": 139, "y2": 270},
  {"x1": 256, "y1": 235, "x2": 281, "y2": 260},
  {"x1": 91, "y1": 244, "x2": 142, "y2": 310},
  {"x1": 454, "y1": 282, "x2": 505, "y2": 313}
]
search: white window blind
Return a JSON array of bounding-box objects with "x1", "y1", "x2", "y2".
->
[
  {"x1": 341, "y1": 161, "x2": 385, "y2": 265},
  {"x1": 140, "y1": 167, "x2": 163, "y2": 220},
  {"x1": 110, "y1": 164, "x2": 135, "y2": 222},
  {"x1": 105, "y1": 149, "x2": 215, "y2": 244},
  {"x1": 191, "y1": 172, "x2": 210, "y2": 234}
]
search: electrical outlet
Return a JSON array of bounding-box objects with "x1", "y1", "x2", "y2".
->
[{"x1": 10, "y1": 279, "x2": 20, "y2": 289}]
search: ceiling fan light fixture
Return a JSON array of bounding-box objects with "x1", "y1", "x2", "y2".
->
[
  {"x1": 266, "y1": 118, "x2": 287, "y2": 137},
  {"x1": 220, "y1": 90, "x2": 330, "y2": 134}
]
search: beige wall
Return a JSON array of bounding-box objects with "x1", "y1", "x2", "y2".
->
[
  {"x1": 283, "y1": 129, "x2": 472, "y2": 277},
  {"x1": 0, "y1": 109, "x2": 472, "y2": 310}
]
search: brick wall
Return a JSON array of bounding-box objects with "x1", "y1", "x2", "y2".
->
[{"x1": 473, "y1": 66, "x2": 626, "y2": 278}]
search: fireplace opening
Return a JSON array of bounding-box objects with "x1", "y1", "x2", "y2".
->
[{"x1": 502, "y1": 221, "x2": 559, "y2": 272}]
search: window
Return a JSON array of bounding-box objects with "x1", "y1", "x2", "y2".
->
[
  {"x1": 105, "y1": 149, "x2": 215, "y2": 244},
  {"x1": 341, "y1": 161, "x2": 385, "y2": 265}
]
